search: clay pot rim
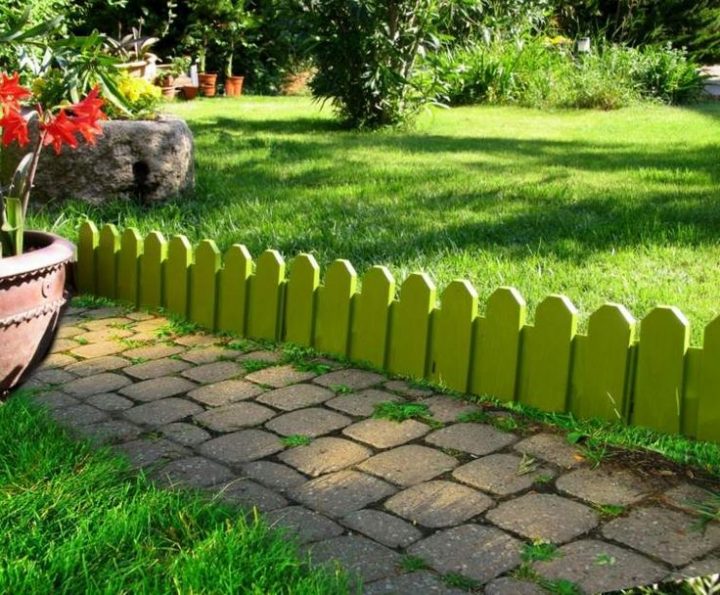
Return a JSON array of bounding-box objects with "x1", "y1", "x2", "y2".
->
[{"x1": 1, "y1": 231, "x2": 75, "y2": 279}]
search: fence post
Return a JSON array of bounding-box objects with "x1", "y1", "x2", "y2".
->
[
  {"x1": 165, "y1": 235, "x2": 193, "y2": 318},
  {"x1": 76, "y1": 221, "x2": 98, "y2": 294},
  {"x1": 140, "y1": 232, "x2": 167, "y2": 310},
  {"x1": 697, "y1": 315, "x2": 720, "y2": 442},
  {"x1": 97, "y1": 224, "x2": 120, "y2": 298},
  {"x1": 117, "y1": 228, "x2": 143, "y2": 306},
  {"x1": 217, "y1": 244, "x2": 253, "y2": 336},
  {"x1": 284, "y1": 253, "x2": 320, "y2": 347},
  {"x1": 315, "y1": 259, "x2": 357, "y2": 357},
  {"x1": 191, "y1": 240, "x2": 221, "y2": 330},
  {"x1": 350, "y1": 266, "x2": 395, "y2": 368},
  {"x1": 246, "y1": 250, "x2": 285, "y2": 341}
]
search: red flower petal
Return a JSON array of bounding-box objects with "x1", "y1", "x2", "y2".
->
[
  {"x1": 0, "y1": 72, "x2": 31, "y2": 105},
  {"x1": 40, "y1": 110, "x2": 79, "y2": 154},
  {"x1": 0, "y1": 104, "x2": 29, "y2": 147}
]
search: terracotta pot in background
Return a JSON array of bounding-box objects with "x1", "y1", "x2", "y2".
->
[
  {"x1": 200, "y1": 84, "x2": 216, "y2": 97},
  {"x1": 0, "y1": 231, "x2": 74, "y2": 396},
  {"x1": 182, "y1": 86, "x2": 199, "y2": 100},
  {"x1": 160, "y1": 86, "x2": 176, "y2": 100},
  {"x1": 224, "y1": 75, "x2": 244, "y2": 97},
  {"x1": 198, "y1": 72, "x2": 217, "y2": 87}
]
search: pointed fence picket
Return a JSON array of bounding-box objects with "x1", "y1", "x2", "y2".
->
[{"x1": 74, "y1": 221, "x2": 720, "y2": 443}]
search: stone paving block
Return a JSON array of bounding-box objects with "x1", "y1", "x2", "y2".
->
[
  {"x1": 70, "y1": 340, "x2": 127, "y2": 359},
  {"x1": 130, "y1": 318, "x2": 169, "y2": 333},
  {"x1": 385, "y1": 480, "x2": 493, "y2": 528},
  {"x1": 245, "y1": 365, "x2": 316, "y2": 388},
  {"x1": 279, "y1": 437, "x2": 371, "y2": 477},
  {"x1": 86, "y1": 393, "x2": 135, "y2": 411},
  {"x1": 175, "y1": 334, "x2": 218, "y2": 347},
  {"x1": 64, "y1": 373, "x2": 131, "y2": 398},
  {"x1": 533, "y1": 539, "x2": 669, "y2": 593},
  {"x1": 418, "y1": 395, "x2": 481, "y2": 423},
  {"x1": 180, "y1": 346, "x2": 237, "y2": 364},
  {"x1": 51, "y1": 404, "x2": 109, "y2": 426},
  {"x1": 256, "y1": 384, "x2": 335, "y2": 411},
  {"x1": 194, "y1": 402, "x2": 276, "y2": 433},
  {"x1": 408, "y1": 524, "x2": 522, "y2": 584},
  {"x1": 484, "y1": 577, "x2": 545, "y2": 595},
  {"x1": 81, "y1": 311, "x2": 129, "y2": 324},
  {"x1": 75, "y1": 328, "x2": 133, "y2": 344},
  {"x1": 452, "y1": 453, "x2": 555, "y2": 496},
  {"x1": 28, "y1": 368, "x2": 76, "y2": 386},
  {"x1": 602, "y1": 506, "x2": 720, "y2": 566},
  {"x1": 677, "y1": 557, "x2": 720, "y2": 579},
  {"x1": 80, "y1": 420, "x2": 142, "y2": 444},
  {"x1": 663, "y1": 483, "x2": 716, "y2": 514},
  {"x1": 266, "y1": 506, "x2": 344, "y2": 544},
  {"x1": 343, "y1": 418, "x2": 430, "y2": 449},
  {"x1": 425, "y1": 423, "x2": 517, "y2": 456},
  {"x1": 64, "y1": 356, "x2": 129, "y2": 377},
  {"x1": 57, "y1": 325, "x2": 85, "y2": 339},
  {"x1": 122, "y1": 344, "x2": 185, "y2": 361},
  {"x1": 514, "y1": 433, "x2": 584, "y2": 469},
  {"x1": 31, "y1": 391, "x2": 80, "y2": 410},
  {"x1": 154, "y1": 456, "x2": 235, "y2": 488},
  {"x1": 124, "y1": 397, "x2": 203, "y2": 426},
  {"x1": 181, "y1": 361, "x2": 243, "y2": 384},
  {"x1": 126, "y1": 311, "x2": 154, "y2": 321},
  {"x1": 120, "y1": 377, "x2": 196, "y2": 402},
  {"x1": 305, "y1": 535, "x2": 401, "y2": 583},
  {"x1": 114, "y1": 438, "x2": 190, "y2": 469},
  {"x1": 358, "y1": 445, "x2": 458, "y2": 487},
  {"x1": 486, "y1": 493, "x2": 599, "y2": 544},
  {"x1": 51, "y1": 338, "x2": 81, "y2": 353},
  {"x1": 556, "y1": 467, "x2": 651, "y2": 506},
  {"x1": 365, "y1": 572, "x2": 467, "y2": 595},
  {"x1": 199, "y1": 429, "x2": 284, "y2": 465},
  {"x1": 38, "y1": 353, "x2": 77, "y2": 369},
  {"x1": 236, "y1": 350, "x2": 283, "y2": 363},
  {"x1": 187, "y1": 380, "x2": 264, "y2": 407},
  {"x1": 383, "y1": 380, "x2": 434, "y2": 399},
  {"x1": 325, "y1": 389, "x2": 401, "y2": 417},
  {"x1": 160, "y1": 422, "x2": 211, "y2": 446},
  {"x1": 290, "y1": 470, "x2": 396, "y2": 518},
  {"x1": 314, "y1": 369, "x2": 385, "y2": 390},
  {"x1": 265, "y1": 407, "x2": 351, "y2": 437},
  {"x1": 209, "y1": 478, "x2": 289, "y2": 512},
  {"x1": 341, "y1": 509, "x2": 423, "y2": 548},
  {"x1": 241, "y1": 461, "x2": 307, "y2": 492},
  {"x1": 124, "y1": 358, "x2": 191, "y2": 380}
]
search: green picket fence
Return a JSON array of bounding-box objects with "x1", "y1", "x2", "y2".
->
[{"x1": 75, "y1": 221, "x2": 720, "y2": 443}]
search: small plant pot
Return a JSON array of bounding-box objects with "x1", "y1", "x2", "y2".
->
[
  {"x1": 224, "y1": 75, "x2": 245, "y2": 97},
  {"x1": 198, "y1": 72, "x2": 217, "y2": 87},
  {"x1": 160, "y1": 86, "x2": 177, "y2": 100},
  {"x1": 200, "y1": 84, "x2": 216, "y2": 97},
  {"x1": 182, "y1": 86, "x2": 199, "y2": 100}
]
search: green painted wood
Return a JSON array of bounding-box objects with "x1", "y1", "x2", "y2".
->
[
  {"x1": 519, "y1": 295, "x2": 578, "y2": 412},
  {"x1": 573, "y1": 303, "x2": 636, "y2": 422},
  {"x1": 350, "y1": 266, "x2": 395, "y2": 368},
  {"x1": 471, "y1": 287, "x2": 526, "y2": 401},
  {"x1": 683, "y1": 347, "x2": 703, "y2": 439},
  {"x1": 140, "y1": 232, "x2": 167, "y2": 309},
  {"x1": 97, "y1": 224, "x2": 120, "y2": 298},
  {"x1": 696, "y1": 316, "x2": 720, "y2": 441},
  {"x1": 387, "y1": 273, "x2": 436, "y2": 379},
  {"x1": 217, "y1": 244, "x2": 252, "y2": 336},
  {"x1": 76, "y1": 221, "x2": 98, "y2": 294},
  {"x1": 430, "y1": 280, "x2": 478, "y2": 392},
  {"x1": 190, "y1": 240, "x2": 221, "y2": 330},
  {"x1": 117, "y1": 228, "x2": 143, "y2": 305},
  {"x1": 633, "y1": 306, "x2": 689, "y2": 435},
  {"x1": 284, "y1": 253, "x2": 320, "y2": 346},
  {"x1": 165, "y1": 235, "x2": 193, "y2": 317},
  {"x1": 315, "y1": 260, "x2": 357, "y2": 357},
  {"x1": 246, "y1": 250, "x2": 285, "y2": 341}
]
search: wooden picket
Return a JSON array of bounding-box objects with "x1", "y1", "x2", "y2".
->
[{"x1": 72, "y1": 221, "x2": 720, "y2": 444}]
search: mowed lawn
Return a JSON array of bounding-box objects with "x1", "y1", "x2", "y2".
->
[{"x1": 30, "y1": 97, "x2": 720, "y2": 342}]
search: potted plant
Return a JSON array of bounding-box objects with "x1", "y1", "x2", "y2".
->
[
  {"x1": 104, "y1": 18, "x2": 159, "y2": 79},
  {"x1": 220, "y1": 3, "x2": 255, "y2": 97},
  {"x1": 184, "y1": 0, "x2": 223, "y2": 96},
  {"x1": 155, "y1": 56, "x2": 190, "y2": 101}
]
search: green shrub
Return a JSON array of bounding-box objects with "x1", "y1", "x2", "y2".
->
[{"x1": 630, "y1": 44, "x2": 707, "y2": 104}]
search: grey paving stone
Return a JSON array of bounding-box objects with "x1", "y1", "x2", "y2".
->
[
  {"x1": 385, "y1": 480, "x2": 493, "y2": 528},
  {"x1": 484, "y1": 577, "x2": 545, "y2": 595},
  {"x1": 154, "y1": 456, "x2": 235, "y2": 488},
  {"x1": 38, "y1": 353, "x2": 77, "y2": 369},
  {"x1": 209, "y1": 478, "x2": 289, "y2": 512},
  {"x1": 51, "y1": 404, "x2": 109, "y2": 426},
  {"x1": 514, "y1": 433, "x2": 584, "y2": 469},
  {"x1": 199, "y1": 429, "x2": 285, "y2": 465},
  {"x1": 80, "y1": 312, "x2": 130, "y2": 325},
  {"x1": 256, "y1": 384, "x2": 334, "y2": 411},
  {"x1": 124, "y1": 357, "x2": 191, "y2": 380},
  {"x1": 194, "y1": 402, "x2": 275, "y2": 433},
  {"x1": 80, "y1": 420, "x2": 142, "y2": 444},
  {"x1": 663, "y1": 483, "x2": 716, "y2": 514},
  {"x1": 160, "y1": 422, "x2": 211, "y2": 446},
  {"x1": 305, "y1": 535, "x2": 401, "y2": 582},
  {"x1": 290, "y1": 470, "x2": 397, "y2": 518},
  {"x1": 70, "y1": 340, "x2": 127, "y2": 359},
  {"x1": 181, "y1": 346, "x2": 238, "y2": 364},
  {"x1": 279, "y1": 437, "x2": 371, "y2": 477},
  {"x1": 86, "y1": 393, "x2": 134, "y2": 411},
  {"x1": 241, "y1": 461, "x2": 307, "y2": 492},
  {"x1": 452, "y1": 453, "x2": 555, "y2": 496},
  {"x1": 64, "y1": 373, "x2": 131, "y2": 398},
  {"x1": 314, "y1": 368, "x2": 385, "y2": 390},
  {"x1": 122, "y1": 344, "x2": 185, "y2": 361},
  {"x1": 342, "y1": 418, "x2": 430, "y2": 449},
  {"x1": 677, "y1": 557, "x2": 720, "y2": 579},
  {"x1": 383, "y1": 380, "x2": 434, "y2": 399},
  {"x1": 187, "y1": 379, "x2": 264, "y2": 407},
  {"x1": 124, "y1": 398, "x2": 203, "y2": 426},
  {"x1": 266, "y1": 506, "x2": 344, "y2": 544},
  {"x1": 120, "y1": 377, "x2": 197, "y2": 402},
  {"x1": 418, "y1": 395, "x2": 481, "y2": 423},
  {"x1": 182, "y1": 361, "x2": 244, "y2": 384},
  {"x1": 28, "y1": 367, "x2": 76, "y2": 386},
  {"x1": 425, "y1": 423, "x2": 517, "y2": 456},
  {"x1": 358, "y1": 445, "x2": 458, "y2": 487},
  {"x1": 341, "y1": 509, "x2": 422, "y2": 548},
  {"x1": 265, "y1": 407, "x2": 351, "y2": 437},
  {"x1": 533, "y1": 539, "x2": 669, "y2": 593},
  {"x1": 57, "y1": 325, "x2": 85, "y2": 339},
  {"x1": 51, "y1": 338, "x2": 82, "y2": 353},
  {"x1": 75, "y1": 328, "x2": 133, "y2": 344},
  {"x1": 364, "y1": 571, "x2": 467, "y2": 595},
  {"x1": 125, "y1": 311, "x2": 154, "y2": 321},
  {"x1": 486, "y1": 493, "x2": 599, "y2": 544},
  {"x1": 31, "y1": 391, "x2": 79, "y2": 410},
  {"x1": 408, "y1": 524, "x2": 522, "y2": 584},
  {"x1": 64, "y1": 356, "x2": 129, "y2": 377},
  {"x1": 114, "y1": 438, "x2": 190, "y2": 469},
  {"x1": 602, "y1": 506, "x2": 720, "y2": 566},
  {"x1": 130, "y1": 317, "x2": 169, "y2": 333},
  {"x1": 245, "y1": 365, "x2": 316, "y2": 388},
  {"x1": 175, "y1": 334, "x2": 218, "y2": 347},
  {"x1": 236, "y1": 350, "x2": 283, "y2": 364},
  {"x1": 556, "y1": 466, "x2": 651, "y2": 506},
  {"x1": 325, "y1": 389, "x2": 401, "y2": 417}
]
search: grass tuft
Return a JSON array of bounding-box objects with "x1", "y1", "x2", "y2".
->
[{"x1": 281, "y1": 435, "x2": 313, "y2": 448}]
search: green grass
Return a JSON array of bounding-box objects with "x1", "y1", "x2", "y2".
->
[
  {"x1": 281, "y1": 434, "x2": 314, "y2": 447},
  {"x1": 29, "y1": 97, "x2": 720, "y2": 343},
  {"x1": 0, "y1": 392, "x2": 349, "y2": 593},
  {"x1": 521, "y1": 541, "x2": 561, "y2": 563}
]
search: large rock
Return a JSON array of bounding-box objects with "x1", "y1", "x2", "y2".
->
[{"x1": 2, "y1": 116, "x2": 194, "y2": 204}]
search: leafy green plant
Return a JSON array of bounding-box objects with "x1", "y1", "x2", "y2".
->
[
  {"x1": 594, "y1": 503, "x2": 626, "y2": 518},
  {"x1": 399, "y1": 555, "x2": 428, "y2": 572},
  {"x1": 281, "y1": 434, "x2": 313, "y2": 447},
  {"x1": 330, "y1": 384, "x2": 354, "y2": 395},
  {"x1": 241, "y1": 359, "x2": 274, "y2": 373},
  {"x1": 442, "y1": 572, "x2": 480, "y2": 591},
  {"x1": 373, "y1": 401, "x2": 430, "y2": 422},
  {"x1": 521, "y1": 540, "x2": 561, "y2": 563}
]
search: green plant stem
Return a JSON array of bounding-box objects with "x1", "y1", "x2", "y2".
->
[{"x1": 21, "y1": 129, "x2": 47, "y2": 218}]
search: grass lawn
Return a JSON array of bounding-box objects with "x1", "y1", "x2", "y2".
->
[
  {"x1": 0, "y1": 392, "x2": 349, "y2": 593},
  {"x1": 29, "y1": 97, "x2": 720, "y2": 343}
]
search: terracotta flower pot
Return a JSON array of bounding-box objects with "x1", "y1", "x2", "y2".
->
[
  {"x1": 182, "y1": 86, "x2": 199, "y2": 100},
  {"x1": 0, "y1": 231, "x2": 74, "y2": 396},
  {"x1": 225, "y1": 75, "x2": 244, "y2": 97},
  {"x1": 200, "y1": 84, "x2": 216, "y2": 97},
  {"x1": 198, "y1": 72, "x2": 217, "y2": 87},
  {"x1": 160, "y1": 86, "x2": 176, "y2": 100}
]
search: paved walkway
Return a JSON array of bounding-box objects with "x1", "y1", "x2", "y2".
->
[
  {"x1": 702, "y1": 65, "x2": 720, "y2": 99},
  {"x1": 24, "y1": 307, "x2": 720, "y2": 594}
]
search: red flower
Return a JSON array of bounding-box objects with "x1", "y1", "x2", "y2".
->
[
  {"x1": 0, "y1": 72, "x2": 31, "y2": 107},
  {"x1": 40, "y1": 110, "x2": 79, "y2": 154},
  {"x1": 0, "y1": 104, "x2": 29, "y2": 147},
  {"x1": 67, "y1": 86, "x2": 106, "y2": 144}
]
